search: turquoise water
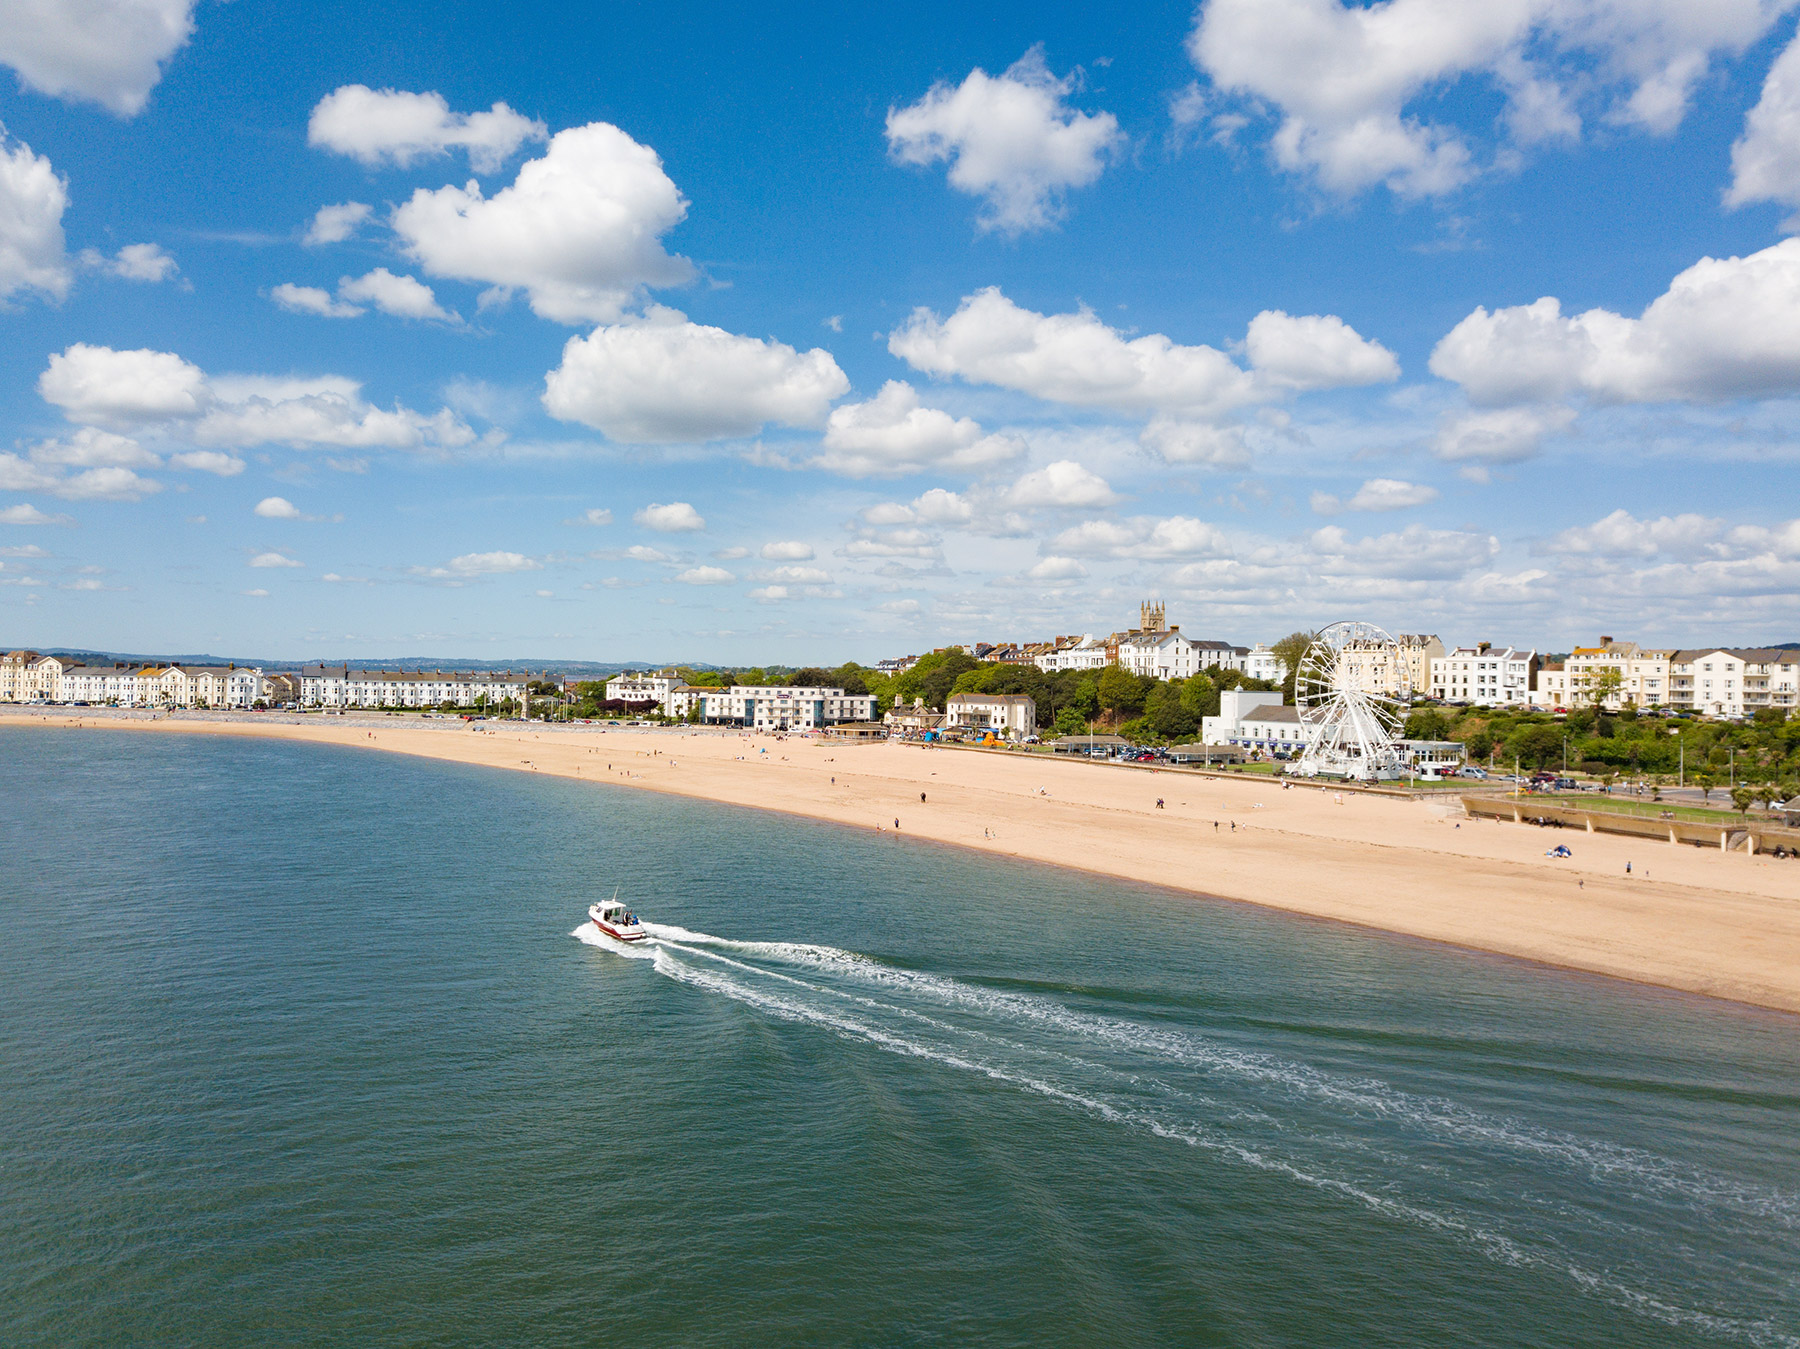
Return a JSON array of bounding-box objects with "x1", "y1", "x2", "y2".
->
[{"x1": 2, "y1": 728, "x2": 1798, "y2": 1347}]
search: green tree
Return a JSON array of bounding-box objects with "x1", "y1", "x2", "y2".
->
[
  {"x1": 1145, "y1": 680, "x2": 1198, "y2": 740},
  {"x1": 831, "y1": 663, "x2": 872, "y2": 696},
  {"x1": 1404, "y1": 708, "x2": 1452, "y2": 741},
  {"x1": 891, "y1": 649, "x2": 979, "y2": 710},
  {"x1": 1507, "y1": 723, "x2": 1563, "y2": 769},
  {"x1": 1695, "y1": 772, "x2": 1716, "y2": 803},
  {"x1": 1067, "y1": 675, "x2": 1100, "y2": 721},
  {"x1": 1097, "y1": 664, "x2": 1148, "y2": 718},
  {"x1": 1731, "y1": 785, "x2": 1755, "y2": 817},
  {"x1": 1270, "y1": 631, "x2": 1313, "y2": 705},
  {"x1": 1180, "y1": 672, "x2": 1219, "y2": 721},
  {"x1": 1053, "y1": 706, "x2": 1089, "y2": 737},
  {"x1": 1584, "y1": 666, "x2": 1624, "y2": 714}
]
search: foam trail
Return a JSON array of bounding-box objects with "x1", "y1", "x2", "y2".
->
[
  {"x1": 704, "y1": 935, "x2": 1800, "y2": 1227},
  {"x1": 639, "y1": 922, "x2": 1800, "y2": 1226},
  {"x1": 580, "y1": 923, "x2": 1800, "y2": 1345},
  {"x1": 647, "y1": 947, "x2": 1800, "y2": 1349}
]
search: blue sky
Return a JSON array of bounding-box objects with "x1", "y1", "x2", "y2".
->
[{"x1": 6, "y1": 0, "x2": 1800, "y2": 662}]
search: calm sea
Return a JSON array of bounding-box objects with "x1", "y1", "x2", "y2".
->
[{"x1": 2, "y1": 727, "x2": 1797, "y2": 1347}]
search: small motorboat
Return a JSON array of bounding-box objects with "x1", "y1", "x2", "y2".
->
[{"x1": 589, "y1": 894, "x2": 648, "y2": 943}]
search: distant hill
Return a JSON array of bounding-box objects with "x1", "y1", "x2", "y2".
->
[{"x1": 26, "y1": 650, "x2": 724, "y2": 677}]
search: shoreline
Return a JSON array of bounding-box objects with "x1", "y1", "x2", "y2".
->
[{"x1": 10, "y1": 706, "x2": 1800, "y2": 1016}]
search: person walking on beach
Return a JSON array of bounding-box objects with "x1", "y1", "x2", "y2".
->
[
  {"x1": 920, "y1": 792, "x2": 926, "y2": 803},
  {"x1": 1626, "y1": 861, "x2": 1632, "y2": 875},
  {"x1": 894, "y1": 818, "x2": 900, "y2": 830},
  {"x1": 1156, "y1": 798, "x2": 1164, "y2": 809}
]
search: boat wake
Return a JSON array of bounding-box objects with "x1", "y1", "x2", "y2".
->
[{"x1": 577, "y1": 919, "x2": 1800, "y2": 1346}]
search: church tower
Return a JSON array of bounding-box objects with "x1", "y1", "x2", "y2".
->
[{"x1": 1139, "y1": 600, "x2": 1166, "y2": 633}]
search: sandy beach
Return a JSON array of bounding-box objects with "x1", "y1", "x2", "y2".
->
[{"x1": 11, "y1": 707, "x2": 1800, "y2": 1015}]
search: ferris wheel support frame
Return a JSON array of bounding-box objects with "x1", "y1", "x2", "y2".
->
[{"x1": 1289, "y1": 621, "x2": 1409, "y2": 782}]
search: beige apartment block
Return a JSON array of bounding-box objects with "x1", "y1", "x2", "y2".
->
[
  {"x1": 0, "y1": 650, "x2": 40, "y2": 701},
  {"x1": 1563, "y1": 638, "x2": 1676, "y2": 710},
  {"x1": 1338, "y1": 634, "x2": 1443, "y2": 699}
]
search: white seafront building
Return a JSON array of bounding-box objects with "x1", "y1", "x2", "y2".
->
[
  {"x1": 603, "y1": 671, "x2": 690, "y2": 709},
  {"x1": 1, "y1": 652, "x2": 264, "y2": 707},
  {"x1": 300, "y1": 665, "x2": 530, "y2": 713},
  {"x1": 668, "y1": 684, "x2": 877, "y2": 732},
  {"x1": 1666, "y1": 648, "x2": 1800, "y2": 719},
  {"x1": 1430, "y1": 644, "x2": 1540, "y2": 707},
  {"x1": 1199, "y1": 689, "x2": 1304, "y2": 752},
  {"x1": 944, "y1": 692, "x2": 1037, "y2": 737}
]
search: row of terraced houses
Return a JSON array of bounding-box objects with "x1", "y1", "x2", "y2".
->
[{"x1": 1, "y1": 651, "x2": 530, "y2": 714}]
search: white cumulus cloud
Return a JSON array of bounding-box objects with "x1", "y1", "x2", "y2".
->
[
  {"x1": 80, "y1": 241, "x2": 177, "y2": 282},
  {"x1": 0, "y1": 132, "x2": 70, "y2": 302},
  {"x1": 885, "y1": 46, "x2": 1123, "y2": 234},
  {"x1": 272, "y1": 283, "x2": 364, "y2": 319},
  {"x1": 757, "y1": 564, "x2": 830, "y2": 585},
  {"x1": 304, "y1": 201, "x2": 372, "y2": 246},
  {"x1": 759, "y1": 540, "x2": 814, "y2": 560},
  {"x1": 674, "y1": 565, "x2": 734, "y2": 585},
  {"x1": 891, "y1": 288, "x2": 1251, "y2": 416},
  {"x1": 1727, "y1": 33, "x2": 1800, "y2": 223},
  {"x1": 0, "y1": 503, "x2": 70, "y2": 525},
  {"x1": 254, "y1": 496, "x2": 302, "y2": 520},
  {"x1": 249, "y1": 551, "x2": 302, "y2": 568},
  {"x1": 1138, "y1": 418, "x2": 1251, "y2": 468},
  {"x1": 1027, "y1": 555, "x2": 1088, "y2": 581},
  {"x1": 1187, "y1": 0, "x2": 1789, "y2": 197},
  {"x1": 29, "y1": 427, "x2": 157, "y2": 469},
  {"x1": 1243, "y1": 310, "x2": 1400, "y2": 390},
  {"x1": 37, "y1": 345, "x2": 475, "y2": 452},
  {"x1": 544, "y1": 306, "x2": 847, "y2": 442},
  {"x1": 0, "y1": 0, "x2": 196, "y2": 116},
  {"x1": 1311, "y1": 477, "x2": 1441, "y2": 514},
  {"x1": 338, "y1": 268, "x2": 455, "y2": 322},
  {"x1": 1049, "y1": 515, "x2": 1232, "y2": 560},
  {"x1": 1431, "y1": 240, "x2": 1800, "y2": 406},
  {"x1": 890, "y1": 288, "x2": 1394, "y2": 422},
  {"x1": 393, "y1": 121, "x2": 694, "y2": 323},
  {"x1": 1433, "y1": 405, "x2": 1577, "y2": 463},
  {"x1": 447, "y1": 550, "x2": 541, "y2": 575},
  {"x1": 1005, "y1": 459, "x2": 1119, "y2": 509},
  {"x1": 0, "y1": 450, "x2": 161, "y2": 501},
  {"x1": 635, "y1": 501, "x2": 705, "y2": 532},
  {"x1": 1343, "y1": 477, "x2": 1439, "y2": 511},
  {"x1": 816, "y1": 380, "x2": 1024, "y2": 477},
  {"x1": 308, "y1": 86, "x2": 547, "y2": 173},
  {"x1": 1544, "y1": 508, "x2": 1729, "y2": 558},
  {"x1": 168, "y1": 450, "x2": 243, "y2": 475},
  {"x1": 39, "y1": 343, "x2": 207, "y2": 424}
]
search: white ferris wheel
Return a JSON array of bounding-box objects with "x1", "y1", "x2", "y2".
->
[{"x1": 1290, "y1": 621, "x2": 1408, "y2": 781}]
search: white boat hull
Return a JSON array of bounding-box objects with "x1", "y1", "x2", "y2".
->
[{"x1": 588, "y1": 903, "x2": 648, "y2": 943}]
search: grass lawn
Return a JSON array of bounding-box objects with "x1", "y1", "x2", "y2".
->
[{"x1": 1533, "y1": 793, "x2": 1757, "y2": 825}]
